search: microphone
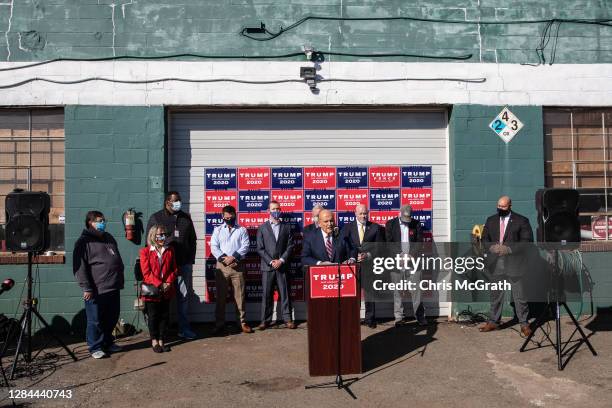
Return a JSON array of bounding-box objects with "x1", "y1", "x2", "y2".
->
[{"x1": 0, "y1": 278, "x2": 15, "y2": 296}]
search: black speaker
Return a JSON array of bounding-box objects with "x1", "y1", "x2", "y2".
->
[
  {"x1": 5, "y1": 190, "x2": 50, "y2": 252},
  {"x1": 535, "y1": 188, "x2": 580, "y2": 246}
]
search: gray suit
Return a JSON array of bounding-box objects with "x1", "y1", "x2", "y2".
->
[{"x1": 256, "y1": 220, "x2": 295, "y2": 323}]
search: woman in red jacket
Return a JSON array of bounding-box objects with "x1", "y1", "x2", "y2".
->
[{"x1": 140, "y1": 224, "x2": 178, "y2": 353}]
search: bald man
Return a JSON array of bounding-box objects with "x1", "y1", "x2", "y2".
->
[
  {"x1": 479, "y1": 195, "x2": 534, "y2": 336},
  {"x1": 303, "y1": 204, "x2": 324, "y2": 237},
  {"x1": 340, "y1": 204, "x2": 385, "y2": 328},
  {"x1": 301, "y1": 209, "x2": 356, "y2": 266}
]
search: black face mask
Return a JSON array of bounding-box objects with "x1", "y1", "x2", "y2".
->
[
  {"x1": 497, "y1": 208, "x2": 510, "y2": 217},
  {"x1": 224, "y1": 217, "x2": 236, "y2": 226}
]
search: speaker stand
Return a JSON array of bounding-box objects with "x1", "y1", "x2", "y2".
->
[
  {"x1": 519, "y1": 250, "x2": 597, "y2": 370},
  {"x1": 8, "y1": 252, "x2": 77, "y2": 379}
]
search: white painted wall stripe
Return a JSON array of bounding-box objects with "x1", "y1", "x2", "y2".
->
[{"x1": 0, "y1": 61, "x2": 610, "y2": 106}]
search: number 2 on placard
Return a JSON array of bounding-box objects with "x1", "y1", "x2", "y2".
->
[{"x1": 493, "y1": 120, "x2": 504, "y2": 131}]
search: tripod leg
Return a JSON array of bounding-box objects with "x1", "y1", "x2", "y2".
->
[
  {"x1": 9, "y1": 310, "x2": 28, "y2": 380},
  {"x1": 556, "y1": 303, "x2": 562, "y2": 371},
  {"x1": 30, "y1": 308, "x2": 77, "y2": 361},
  {"x1": 520, "y1": 305, "x2": 550, "y2": 352},
  {"x1": 561, "y1": 303, "x2": 597, "y2": 356}
]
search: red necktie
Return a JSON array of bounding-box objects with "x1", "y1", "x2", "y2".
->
[
  {"x1": 325, "y1": 235, "x2": 333, "y2": 261},
  {"x1": 499, "y1": 218, "x2": 505, "y2": 243}
]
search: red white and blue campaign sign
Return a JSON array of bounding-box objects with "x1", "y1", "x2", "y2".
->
[
  {"x1": 412, "y1": 211, "x2": 433, "y2": 230},
  {"x1": 337, "y1": 167, "x2": 368, "y2": 188},
  {"x1": 401, "y1": 166, "x2": 432, "y2": 187},
  {"x1": 369, "y1": 189, "x2": 401, "y2": 210},
  {"x1": 238, "y1": 212, "x2": 269, "y2": 229},
  {"x1": 282, "y1": 212, "x2": 304, "y2": 233},
  {"x1": 309, "y1": 265, "x2": 358, "y2": 299},
  {"x1": 337, "y1": 212, "x2": 356, "y2": 229},
  {"x1": 238, "y1": 167, "x2": 271, "y2": 190},
  {"x1": 205, "y1": 213, "x2": 223, "y2": 234},
  {"x1": 401, "y1": 188, "x2": 433, "y2": 211},
  {"x1": 271, "y1": 190, "x2": 304, "y2": 212},
  {"x1": 336, "y1": 188, "x2": 368, "y2": 212},
  {"x1": 203, "y1": 165, "x2": 432, "y2": 304},
  {"x1": 238, "y1": 191, "x2": 270, "y2": 212},
  {"x1": 272, "y1": 167, "x2": 303, "y2": 189},
  {"x1": 369, "y1": 166, "x2": 401, "y2": 188},
  {"x1": 369, "y1": 210, "x2": 397, "y2": 226},
  {"x1": 205, "y1": 168, "x2": 237, "y2": 190},
  {"x1": 304, "y1": 167, "x2": 336, "y2": 189},
  {"x1": 205, "y1": 190, "x2": 238, "y2": 211},
  {"x1": 304, "y1": 190, "x2": 336, "y2": 211}
]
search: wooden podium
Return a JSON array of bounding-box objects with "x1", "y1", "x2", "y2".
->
[{"x1": 307, "y1": 264, "x2": 362, "y2": 376}]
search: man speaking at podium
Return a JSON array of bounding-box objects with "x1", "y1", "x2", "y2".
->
[{"x1": 302, "y1": 209, "x2": 356, "y2": 266}]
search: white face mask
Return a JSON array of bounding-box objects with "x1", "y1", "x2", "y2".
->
[{"x1": 171, "y1": 201, "x2": 182, "y2": 212}]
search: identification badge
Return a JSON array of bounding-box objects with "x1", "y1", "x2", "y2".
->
[{"x1": 174, "y1": 230, "x2": 179, "y2": 238}]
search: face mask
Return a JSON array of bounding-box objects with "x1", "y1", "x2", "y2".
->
[
  {"x1": 497, "y1": 208, "x2": 510, "y2": 217},
  {"x1": 93, "y1": 221, "x2": 106, "y2": 232},
  {"x1": 224, "y1": 217, "x2": 236, "y2": 226},
  {"x1": 155, "y1": 234, "x2": 166, "y2": 242},
  {"x1": 312, "y1": 216, "x2": 319, "y2": 225},
  {"x1": 270, "y1": 210, "x2": 281, "y2": 219},
  {"x1": 171, "y1": 201, "x2": 182, "y2": 212}
]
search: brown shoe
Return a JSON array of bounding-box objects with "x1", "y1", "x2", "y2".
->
[
  {"x1": 241, "y1": 324, "x2": 254, "y2": 334},
  {"x1": 479, "y1": 322, "x2": 499, "y2": 332},
  {"x1": 257, "y1": 322, "x2": 269, "y2": 331},
  {"x1": 520, "y1": 324, "x2": 533, "y2": 337},
  {"x1": 285, "y1": 321, "x2": 296, "y2": 329}
]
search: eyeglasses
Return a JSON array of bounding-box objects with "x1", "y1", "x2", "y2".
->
[{"x1": 155, "y1": 234, "x2": 166, "y2": 240}]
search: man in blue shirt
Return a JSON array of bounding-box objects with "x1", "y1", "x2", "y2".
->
[{"x1": 210, "y1": 205, "x2": 252, "y2": 335}]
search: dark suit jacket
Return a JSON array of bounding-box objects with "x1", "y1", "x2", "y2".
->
[
  {"x1": 341, "y1": 220, "x2": 385, "y2": 251},
  {"x1": 301, "y1": 229, "x2": 356, "y2": 266},
  {"x1": 303, "y1": 223, "x2": 319, "y2": 237},
  {"x1": 256, "y1": 221, "x2": 294, "y2": 272},
  {"x1": 482, "y1": 210, "x2": 533, "y2": 276},
  {"x1": 384, "y1": 217, "x2": 424, "y2": 257}
]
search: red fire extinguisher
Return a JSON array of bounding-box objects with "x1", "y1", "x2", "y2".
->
[{"x1": 122, "y1": 208, "x2": 136, "y2": 242}]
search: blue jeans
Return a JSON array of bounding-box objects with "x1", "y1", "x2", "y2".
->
[
  {"x1": 176, "y1": 264, "x2": 193, "y2": 332},
  {"x1": 84, "y1": 290, "x2": 120, "y2": 353}
]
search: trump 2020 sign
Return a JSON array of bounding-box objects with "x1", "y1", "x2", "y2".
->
[{"x1": 203, "y1": 165, "x2": 433, "y2": 303}]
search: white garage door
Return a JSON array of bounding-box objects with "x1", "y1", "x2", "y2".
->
[{"x1": 169, "y1": 109, "x2": 450, "y2": 321}]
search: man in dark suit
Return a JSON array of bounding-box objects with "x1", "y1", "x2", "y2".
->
[
  {"x1": 385, "y1": 204, "x2": 427, "y2": 327},
  {"x1": 341, "y1": 204, "x2": 384, "y2": 328},
  {"x1": 479, "y1": 195, "x2": 534, "y2": 336},
  {"x1": 302, "y1": 209, "x2": 356, "y2": 266},
  {"x1": 256, "y1": 201, "x2": 296, "y2": 330}
]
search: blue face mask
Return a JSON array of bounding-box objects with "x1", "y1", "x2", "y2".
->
[
  {"x1": 93, "y1": 221, "x2": 106, "y2": 232},
  {"x1": 171, "y1": 201, "x2": 182, "y2": 212},
  {"x1": 270, "y1": 210, "x2": 281, "y2": 219}
]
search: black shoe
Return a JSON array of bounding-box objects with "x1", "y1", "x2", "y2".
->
[
  {"x1": 212, "y1": 325, "x2": 226, "y2": 336},
  {"x1": 368, "y1": 321, "x2": 377, "y2": 329},
  {"x1": 360, "y1": 319, "x2": 368, "y2": 326},
  {"x1": 162, "y1": 344, "x2": 171, "y2": 352},
  {"x1": 153, "y1": 344, "x2": 163, "y2": 353}
]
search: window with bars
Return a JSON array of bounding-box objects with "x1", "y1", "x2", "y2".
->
[
  {"x1": 0, "y1": 108, "x2": 65, "y2": 251},
  {"x1": 544, "y1": 108, "x2": 612, "y2": 241}
]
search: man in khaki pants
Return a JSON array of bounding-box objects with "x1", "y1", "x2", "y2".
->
[{"x1": 210, "y1": 205, "x2": 252, "y2": 335}]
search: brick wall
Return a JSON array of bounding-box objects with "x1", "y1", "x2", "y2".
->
[{"x1": 0, "y1": 106, "x2": 165, "y2": 334}]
